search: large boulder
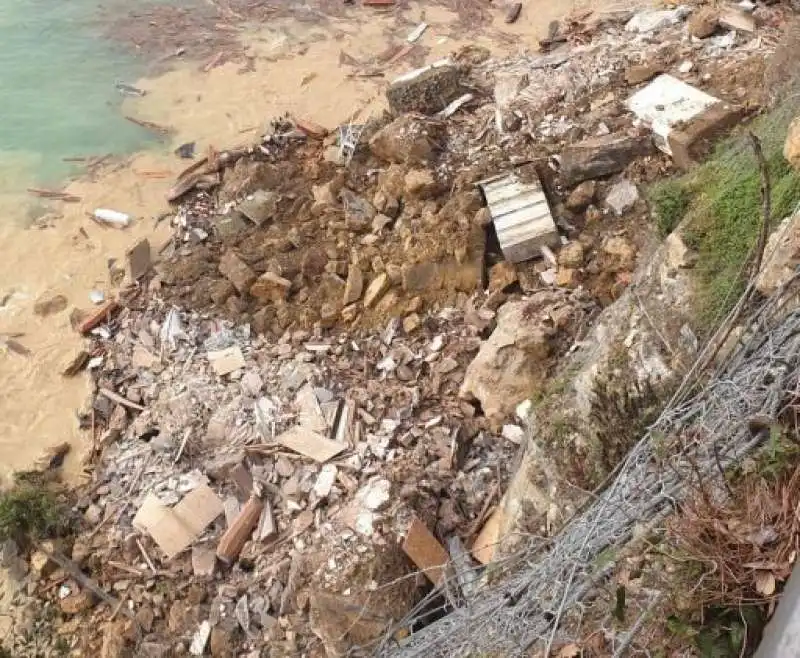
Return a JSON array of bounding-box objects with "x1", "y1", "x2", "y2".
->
[
  {"x1": 369, "y1": 115, "x2": 445, "y2": 166},
  {"x1": 459, "y1": 293, "x2": 581, "y2": 419}
]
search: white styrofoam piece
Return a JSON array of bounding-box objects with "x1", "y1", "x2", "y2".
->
[{"x1": 626, "y1": 74, "x2": 721, "y2": 155}]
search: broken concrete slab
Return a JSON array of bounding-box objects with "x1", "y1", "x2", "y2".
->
[
  {"x1": 386, "y1": 60, "x2": 462, "y2": 115},
  {"x1": 559, "y1": 134, "x2": 654, "y2": 186},
  {"x1": 627, "y1": 74, "x2": 742, "y2": 168}
]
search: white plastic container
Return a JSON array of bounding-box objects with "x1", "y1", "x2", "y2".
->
[{"x1": 93, "y1": 208, "x2": 131, "y2": 227}]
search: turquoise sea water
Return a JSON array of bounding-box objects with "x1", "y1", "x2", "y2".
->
[{"x1": 0, "y1": 0, "x2": 157, "y2": 189}]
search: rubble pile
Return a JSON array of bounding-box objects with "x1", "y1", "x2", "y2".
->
[{"x1": 1, "y1": 3, "x2": 792, "y2": 656}]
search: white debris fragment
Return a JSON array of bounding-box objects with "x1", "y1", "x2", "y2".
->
[
  {"x1": 314, "y1": 464, "x2": 338, "y2": 498},
  {"x1": 625, "y1": 5, "x2": 691, "y2": 33},
  {"x1": 189, "y1": 621, "x2": 211, "y2": 655},
  {"x1": 502, "y1": 424, "x2": 525, "y2": 445}
]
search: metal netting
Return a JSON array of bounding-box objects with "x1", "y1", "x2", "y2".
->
[{"x1": 362, "y1": 273, "x2": 800, "y2": 658}]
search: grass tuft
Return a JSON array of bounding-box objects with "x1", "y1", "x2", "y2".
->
[
  {"x1": 649, "y1": 178, "x2": 692, "y2": 236},
  {"x1": 0, "y1": 483, "x2": 67, "y2": 545}
]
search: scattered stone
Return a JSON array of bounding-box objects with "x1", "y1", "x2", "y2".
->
[
  {"x1": 556, "y1": 268, "x2": 578, "y2": 287},
  {"x1": 403, "y1": 313, "x2": 422, "y2": 333},
  {"x1": 404, "y1": 169, "x2": 439, "y2": 199},
  {"x1": 210, "y1": 627, "x2": 235, "y2": 658},
  {"x1": 208, "y1": 345, "x2": 246, "y2": 376},
  {"x1": 369, "y1": 115, "x2": 444, "y2": 165},
  {"x1": 604, "y1": 179, "x2": 640, "y2": 216},
  {"x1": 565, "y1": 180, "x2": 596, "y2": 211},
  {"x1": 488, "y1": 261, "x2": 519, "y2": 293},
  {"x1": 192, "y1": 545, "x2": 217, "y2": 577},
  {"x1": 364, "y1": 273, "x2": 391, "y2": 308},
  {"x1": 558, "y1": 242, "x2": 585, "y2": 268},
  {"x1": 219, "y1": 251, "x2": 257, "y2": 295},
  {"x1": 238, "y1": 189, "x2": 278, "y2": 226},
  {"x1": 688, "y1": 7, "x2": 719, "y2": 38},
  {"x1": 502, "y1": 424, "x2": 525, "y2": 444},
  {"x1": 785, "y1": 117, "x2": 800, "y2": 171},
  {"x1": 386, "y1": 61, "x2": 462, "y2": 115},
  {"x1": 718, "y1": 7, "x2": 756, "y2": 33},
  {"x1": 625, "y1": 63, "x2": 663, "y2": 86},
  {"x1": 34, "y1": 293, "x2": 67, "y2": 317},
  {"x1": 603, "y1": 236, "x2": 637, "y2": 271},
  {"x1": 343, "y1": 265, "x2": 364, "y2": 306},
  {"x1": 250, "y1": 272, "x2": 291, "y2": 303}
]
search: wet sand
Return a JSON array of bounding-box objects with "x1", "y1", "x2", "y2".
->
[{"x1": 0, "y1": 0, "x2": 636, "y2": 488}]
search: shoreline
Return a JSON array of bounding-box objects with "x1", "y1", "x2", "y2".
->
[{"x1": 0, "y1": 0, "x2": 574, "y2": 487}]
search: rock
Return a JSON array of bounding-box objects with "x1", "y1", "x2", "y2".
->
[
  {"x1": 784, "y1": 117, "x2": 800, "y2": 171},
  {"x1": 135, "y1": 605, "x2": 155, "y2": 633},
  {"x1": 100, "y1": 622, "x2": 132, "y2": 658},
  {"x1": 558, "y1": 242, "x2": 585, "y2": 268},
  {"x1": 565, "y1": 181, "x2": 596, "y2": 211},
  {"x1": 556, "y1": 268, "x2": 578, "y2": 287},
  {"x1": 192, "y1": 545, "x2": 217, "y2": 577},
  {"x1": 237, "y1": 189, "x2": 278, "y2": 226},
  {"x1": 309, "y1": 592, "x2": 391, "y2": 657},
  {"x1": 30, "y1": 548, "x2": 57, "y2": 579},
  {"x1": 219, "y1": 251, "x2": 257, "y2": 295},
  {"x1": 33, "y1": 293, "x2": 67, "y2": 317},
  {"x1": 460, "y1": 299, "x2": 562, "y2": 418},
  {"x1": 369, "y1": 115, "x2": 444, "y2": 165},
  {"x1": 401, "y1": 262, "x2": 442, "y2": 292},
  {"x1": 60, "y1": 588, "x2": 94, "y2": 615},
  {"x1": 190, "y1": 620, "x2": 212, "y2": 656},
  {"x1": 386, "y1": 62, "x2": 462, "y2": 115},
  {"x1": 210, "y1": 627, "x2": 235, "y2": 658},
  {"x1": 301, "y1": 248, "x2": 329, "y2": 277},
  {"x1": 250, "y1": 272, "x2": 291, "y2": 303},
  {"x1": 215, "y1": 213, "x2": 249, "y2": 239},
  {"x1": 625, "y1": 63, "x2": 663, "y2": 86},
  {"x1": 488, "y1": 262, "x2": 519, "y2": 293},
  {"x1": 757, "y1": 211, "x2": 800, "y2": 298},
  {"x1": 688, "y1": 7, "x2": 719, "y2": 38},
  {"x1": 343, "y1": 265, "x2": 364, "y2": 305},
  {"x1": 605, "y1": 179, "x2": 640, "y2": 216},
  {"x1": 559, "y1": 134, "x2": 653, "y2": 186},
  {"x1": 603, "y1": 236, "x2": 637, "y2": 271},
  {"x1": 403, "y1": 313, "x2": 422, "y2": 333},
  {"x1": 341, "y1": 189, "x2": 376, "y2": 231},
  {"x1": 364, "y1": 273, "x2": 391, "y2": 308},
  {"x1": 404, "y1": 169, "x2": 439, "y2": 199}
]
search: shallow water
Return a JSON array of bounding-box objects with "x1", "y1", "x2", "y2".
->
[{"x1": 0, "y1": 0, "x2": 156, "y2": 190}]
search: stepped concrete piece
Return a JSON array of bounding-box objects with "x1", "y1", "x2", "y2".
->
[
  {"x1": 478, "y1": 172, "x2": 559, "y2": 263},
  {"x1": 627, "y1": 74, "x2": 742, "y2": 168}
]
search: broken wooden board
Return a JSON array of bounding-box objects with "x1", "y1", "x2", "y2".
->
[
  {"x1": 133, "y1": 485, "x2": 224, "y2": 559},
  {"x1": 471, "y1": 507, "x2": 506, "y2": 565},
  {"x1": 207, "y1": 345, "x2": 245, "y2": 376},
  {"x1": 276, "y1": 426, "x2": 347, "y2": 462},
  {"x1": 402, "y1": 517, "x2": 449, "y2": 586},
  {"x1": 216, "y1": 495, "x2": 264, "y2": 563}
]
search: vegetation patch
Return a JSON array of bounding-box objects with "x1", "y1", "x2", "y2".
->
[
  {"x1": 0, "y1": 481, "x2": 70, "y2": 546},
  {"x1": 648, "y1": 102, "x2": 800, "y2": 329}
]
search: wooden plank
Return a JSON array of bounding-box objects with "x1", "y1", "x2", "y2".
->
[
  {"x1": 276, "y1": 426, "x2": 346, "y2": 462},
  {"x1": 402, "y1": 517, "x2": 449, "y2": 586},
  {"x1": 77, "y1": 299, "x2": 119, "y2": 334},
  {"x1": 471, "y1": 507, "x2": 506, "y2": 565},
  {"x1": 216, "y1": 495, "x2": 264, "y2": 563}
]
